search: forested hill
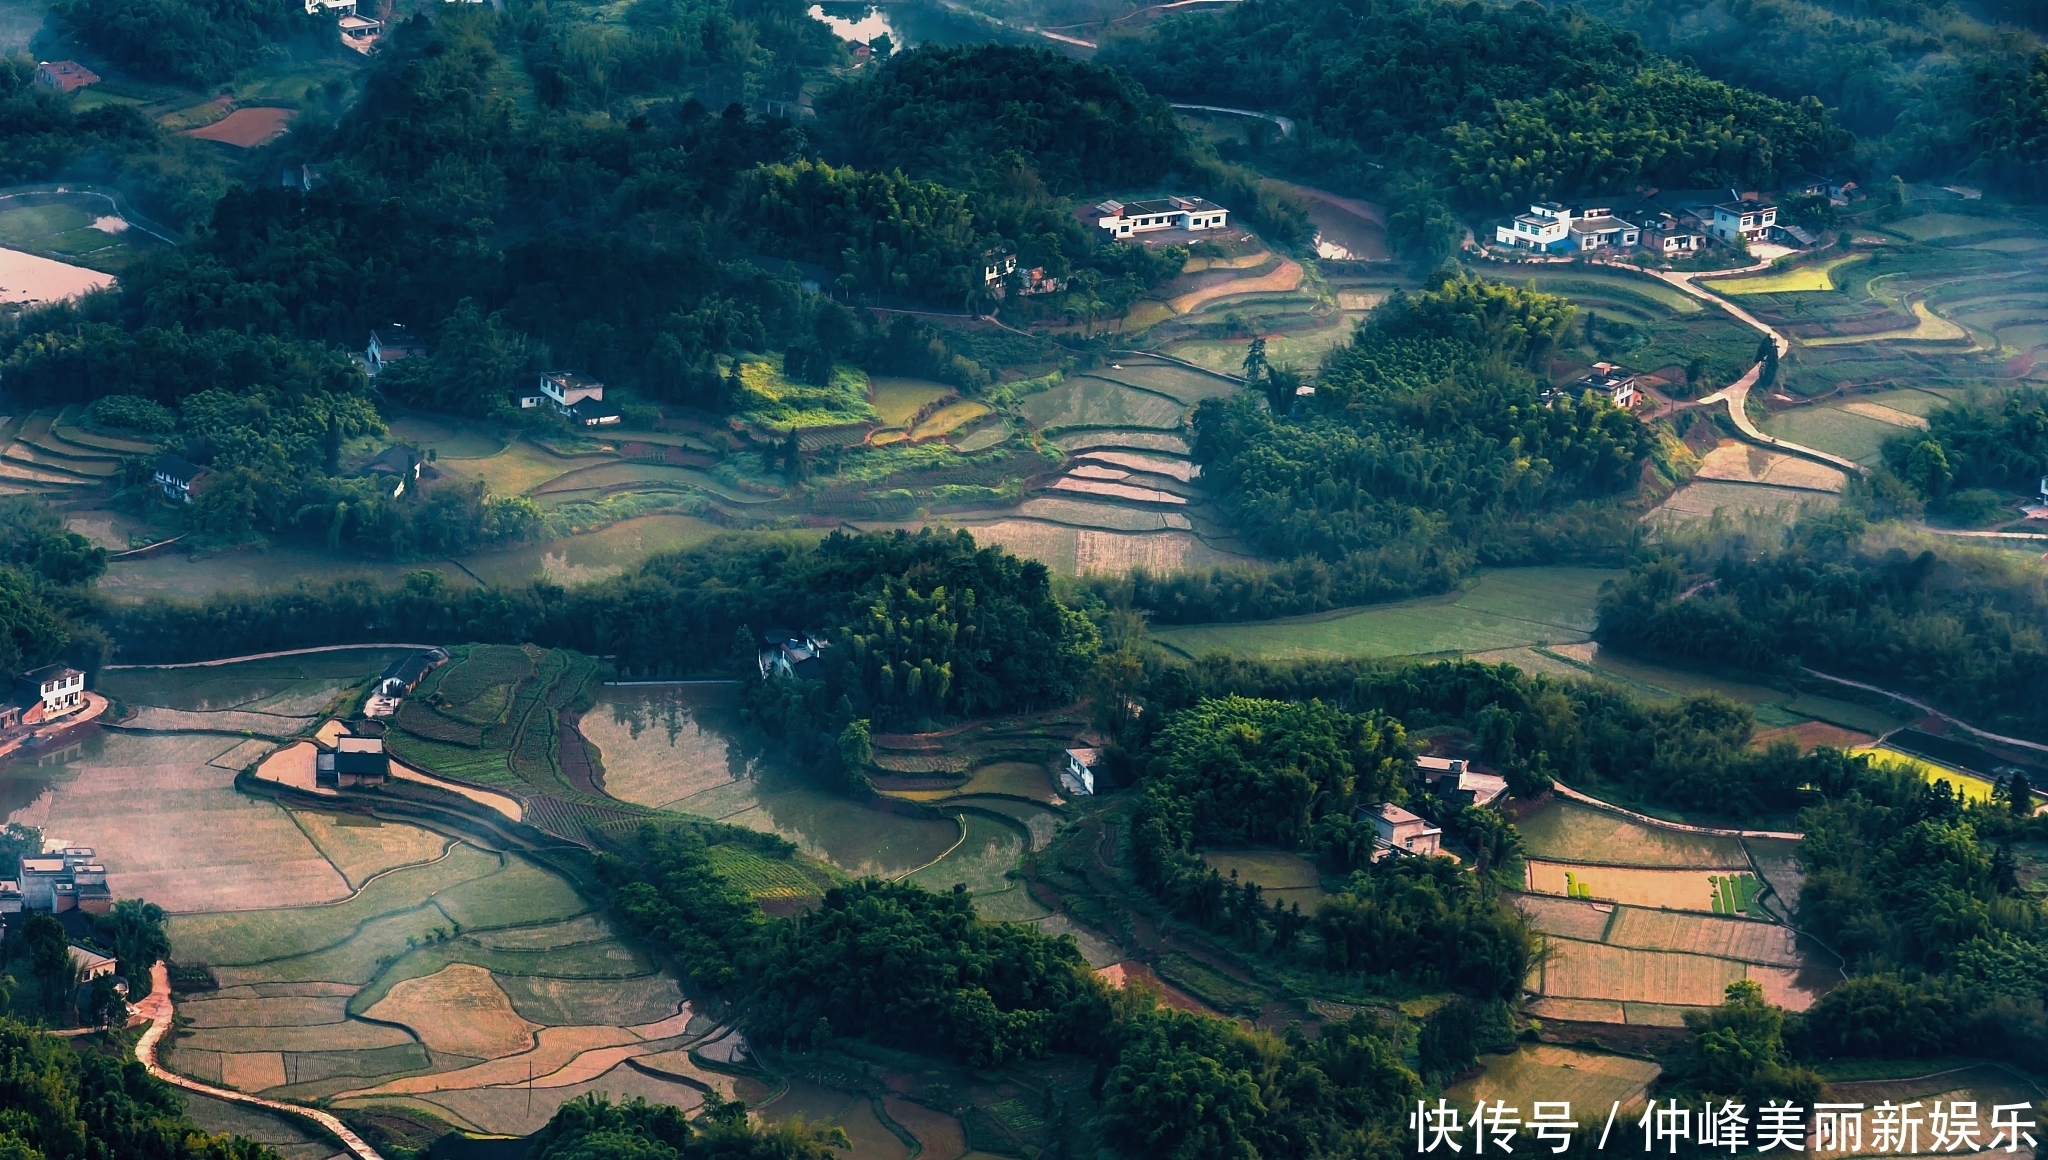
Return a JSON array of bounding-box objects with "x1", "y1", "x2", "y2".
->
[
  {"x1": 1100, "y1": 0, "x2": 1846, "y2": 231},
  {"x1": 1187, "y1": 274, "x2": 1661, "y2": 608},
  {"x1": 1572, "y1": 0, "x2": 2048, "y2": 197}
]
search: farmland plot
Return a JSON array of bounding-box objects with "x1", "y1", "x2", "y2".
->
[
  {"x1": 584, "y1": 686, "x2": 958, "y2": 879},
  {"x1": 1527, "y1": 859, "x2": 1751, "y2": 913},
  {"x1": 1449, "y1": 1044, "x2": 1659, "y2": 1115},
  {"x1": 15, "y1": 731, "x2": 351, "y2": 912},
  {"x1": 1019, "y1": 378, "x2": 1186, "y2": 432},
  {"x1": 1150, "y1": 567, "x2": 1621, "y2": 661},
  {"x1": 1514, "y1": 799, "x2": 1749, "y2": 868},
  {"x1": 160, "y1": 806, "x2": 712, "y2": 1134}
]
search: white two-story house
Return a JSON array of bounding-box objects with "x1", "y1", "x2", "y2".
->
[
  {"x1": 1706, "y1": 200, "x2": 1778, "y2": 246},
  {"x1": 1495, "y1": 202, "x2": 1574, "y2": 251}
]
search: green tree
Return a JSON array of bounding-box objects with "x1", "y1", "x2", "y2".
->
[{"x1": 98, "y1": 899, "x2": 170, "y2": 1002}]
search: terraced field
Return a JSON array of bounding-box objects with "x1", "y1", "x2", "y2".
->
[
  {"x1": 1715, "y1": 207, "x2": 2048, "y2": 402},
  {"x1": 0, "y1": 405, "x2": 157, "y2": 499},
  {"x1": 1497, "y1": 266, "x2": 1761, "y2": 387},
  {"x1": 164, "y1": 839, "x2": 723, "y2": 1137}
]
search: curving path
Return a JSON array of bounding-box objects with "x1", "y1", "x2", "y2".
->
[
  {"x1": 1167, "y1": 104, "x2": 1295, "y2": 137},
  {"x1": 1549, "y1": 778, "x2": 1802, "y2": 840},
  {"x1": 1698, "y1": 369, "x2": 1870, "y2": 477},
  {"x1": 135, "y1": 962, "x2": 389, "y2": 1160},
  {"x1": 1799, "y1": 668, "x2": 2048, "y2": 757},
  {"x1": 104, "y1": 643, "x2": 443, "y2": 671}
]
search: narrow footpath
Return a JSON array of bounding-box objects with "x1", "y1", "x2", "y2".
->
[
  {"x1": 103, "y1": 643, "x2": 444, "y2": 671},
  {"x1": 1549, "y1": 779, "x2": 1802, "y2": 840},
  {"x1": 135, "y1": 962, "x2": 389, "y2": 1160},
  {"x1": 1698, "y1": 371, "x2": 1870, "y2": 476}
]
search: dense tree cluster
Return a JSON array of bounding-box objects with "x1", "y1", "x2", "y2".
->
[
  {"x1": 1103, "y1": 0, "x2": 1844, "y2": 236},
  {"x1": 1193, "y1": 274, "x2": 1656, "y2": 590},
  {"x1": 0, "y1": 1013, "x2": 285, "y2": 1158},
  {"x1": 603, "y1": 824, "x2": 1431, "y2": 1160},
  {"x1": 51, "y1": 0, "x2": 321, "y2": 87},
  {"x1": 103, "y1": 530, "x2": 1096, "y2": 733},
  {"x1": 1123, "y1": 694, "x2": 1534, "y2": 994},
  {"x1": 1313, "y1": 858, "x2": 1537, "y2": 998},
  {"x1": 1578, "y1": 0, "x2": 2048, "y2": 196},
  {"x1": 819, "y1": 43, "x2": 1311, "y2": 248},
  {"x1": 742, "y1": 880, "x2": 1103, "y2": 1065},
  {"x1": 526, "y1": 1093, "x2": 848, "y2": 1160},
  {"x1": 1596, "y1": 516, "x2": 2048, "y2": 738},
  {"x1": 1883, "y1": 386, "x2": 2048, "y2": 515},
  {"x1": 1790, "y1": 761, "x2": 2048, "y2": 1061}
]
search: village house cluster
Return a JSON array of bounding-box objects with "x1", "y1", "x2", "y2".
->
[
  {"x1": 1491, "y1": 180, "x2": 1857, "y2": 258},
  {"x1": 0, "y1": 845, "x2": 110, "y2": 919}
]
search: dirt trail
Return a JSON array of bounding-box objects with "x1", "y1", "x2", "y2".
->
[
  {"x1": 135, "y1": 962, "x2": 389, "y2": 1160},
  {"x1": 104, "y1": 643, "x2": 441, "y2": 671},
  {"x1": 1169, "y1": 259, "x2": 1303, "y2": 314},
  {"x1": 1799, "y1": 668, "x2": 2048, "y2": 757},
  {"x1": 1698, "y1": 369, "x2": 1869, "y2": 477},
  {"x1": 1549, "y1": 779, "x2": 1803, "y2": 840}
]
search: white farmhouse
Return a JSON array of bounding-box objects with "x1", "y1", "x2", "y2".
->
[
  {"x1": 1095, "y1": 197, "x2": 1229, "y2": 238},
  {"x1": 1495, "y1": 202, "x2": 1574, "y2": 251},
  {"x1": 1061, "y1": 747, "x2": 1099, "y2": 796},
  {"x1": 1706, "y1": 199, "x2": 1777, "y2": 246}
]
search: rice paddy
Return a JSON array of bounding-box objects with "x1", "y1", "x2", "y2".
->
[{"x1": 583, "y1": 685, "x2": 960, "y2": 879}]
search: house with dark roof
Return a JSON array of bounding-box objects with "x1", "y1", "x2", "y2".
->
[
  {"x1": 1093, "y1": 196, "x2": 1230, "y2": 239},
  {"x1": 318, "y1": 735, "x2": 390, "y2": 787},
  {"x1": 377, "y1": 649, "x2": 447, "y2": 698},
  {"x1": 757, "y1": 628, "x2": 826, "y2": 681},
  {"x1": 152, "y1": 455, "x2": 206, "y2": 503},
  {"x1": 568, "y1": 398, "x2": 622, "y2": 427}
]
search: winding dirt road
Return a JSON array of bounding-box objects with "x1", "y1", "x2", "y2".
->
[{"x1": 135, "y1": 962, "x2": 389, "y2": 1160}]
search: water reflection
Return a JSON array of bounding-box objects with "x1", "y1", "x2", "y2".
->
[{"x1": 589, "y1": 687, "x2": 957, "y2": 878}]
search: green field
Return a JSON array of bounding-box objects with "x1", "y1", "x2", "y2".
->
[
  {"x1": 1019, "y1": 378, "x2": 1187, "y2": 432},
  {"x1": 1515, "y1": 799, "x2": 1749, "y2": 868},
  {"x1": 1708, "y1": 254, "x2": 1867, "y2": 295},
  {"x1": 1758, "y1": 405, "x2": 1901, "y2": 465},
  {"x1": 100, "y1": 544, "x2": 455, "y2": 601},
  {"x1": 1448, "y1": 1044, "x2": 1660, "y2": 1113},
  {"x1": 99, "y1": 649, "x2": 408, "y2": 713},
  {"x1": 1149, "y1": 566, "x2": 1619, "y2": 661},
  {"x1": 1199, "y1": 849, "x2": 1328, "y2": 912},
  {"x1": 906, "y1": 811, "x2": 1025, "y2": 896},
  {"x1": 1167, "y1": 318, "x2": 1363, "y2": 375},
  {"x1": 0, "y1": 193, "x2": 167, "y2": 271},
  {"x1": 1887, "y1": 213, "x2": 2010, "y2": 243}
]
